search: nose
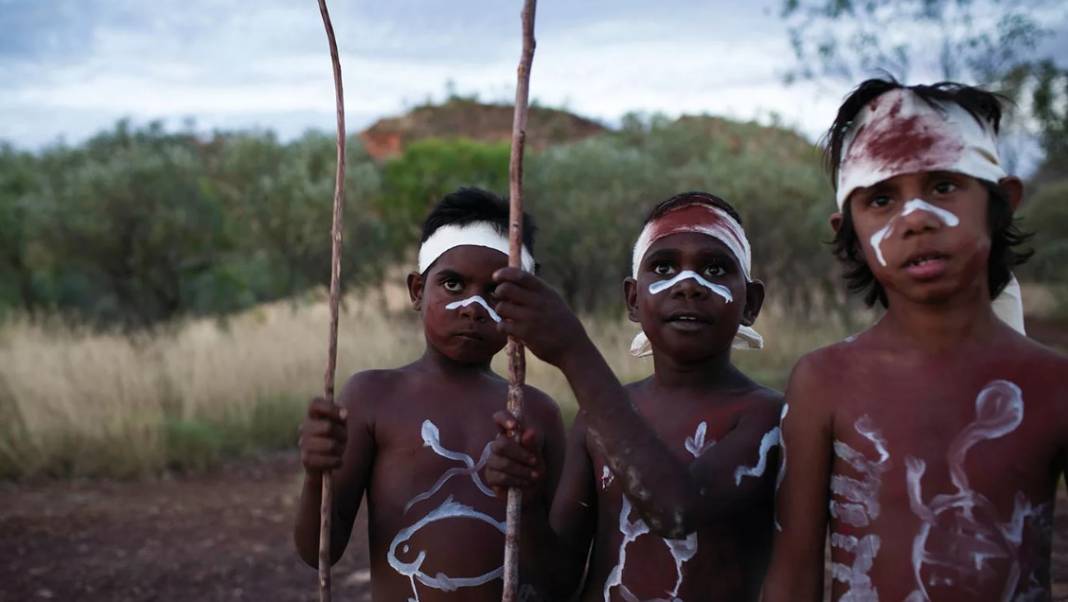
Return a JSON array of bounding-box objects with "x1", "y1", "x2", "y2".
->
[
  {"x1": 900, "y1": 202, "x2": 944, "y2": 238},
  {"x1": 458, "y1": 300, "x2": 488, "y2": 323},
  {"x1": 670, "y1": 274, "x2": 709, "y2": 299}
]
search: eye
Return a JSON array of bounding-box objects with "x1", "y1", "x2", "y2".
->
[
  {"x1": 933, "y1": 180, "x2": 957, "y2": 195},
  {"x1": 442, "y1": 278, "x2": 463, "y2": 293},
  {"x1": 652, "y1": 262, "x2": 675, "y2": 277},
  {"x1": 704, "y1": 264, "x2": 728, "y2": 278},
  {"x1": 867, "y1": 194, "x2": 892, "y2": 209}
]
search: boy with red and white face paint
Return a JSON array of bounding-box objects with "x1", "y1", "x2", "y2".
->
[
  {"x1": 762, "y1": 80, "x2": 1068, "y2": 602},
  {"x1": 486, "y1": 192, "x2": 783, "y2": 601}
]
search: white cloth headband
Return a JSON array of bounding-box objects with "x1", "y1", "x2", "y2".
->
[
  {"x1": 632, "y1": 204, "x2": 752, "y2": 281},
  {"x1": 835, "y1": 88, "x2": 1005, "y2": 210},
  {"x1": 418, "y1": 221, "x2": 535, "y2": 274},
  {"x1": 630, "y1": 203, "x2": 763, "y2": 355},
  {"x1": 834, "y1": 87, "x2": 1025, "y2": 335}
]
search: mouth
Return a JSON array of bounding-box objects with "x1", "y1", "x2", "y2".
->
[
  {"x1": 901, "y1": 251, "x2": 950, "y2": 279},
  {"x1": 664, "y1": 311, "x2": 713, "y2": 330},
  {"x1": 453, "y1": 331, "x2": 485, "y2": 342}
]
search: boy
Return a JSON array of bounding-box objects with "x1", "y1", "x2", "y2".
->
[
  {"x1": 293, "y1": 187, "x2": 566, "y2": 601},
  {"x1": 761, "y1": 80, "x2": 1067, "y2": 602},
  {"x1": 487, "y1": 192, "x2": 784, "y2": 601}
]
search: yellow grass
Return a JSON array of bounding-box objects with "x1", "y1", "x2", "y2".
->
[{"x1": 0, "y1": 290, "x2": 852, "y2": 479}]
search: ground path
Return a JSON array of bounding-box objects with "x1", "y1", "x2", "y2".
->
[{"x1": 1, "y1": 451, "x2": 1066, "y2": 601}]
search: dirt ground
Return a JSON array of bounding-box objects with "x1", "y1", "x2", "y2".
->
[{"x1": 2, "y1": 451, "x2": 1068, "y2": 602}]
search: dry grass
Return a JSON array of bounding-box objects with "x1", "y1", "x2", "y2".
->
[{"x1": 0, "y1": 290, "x2": 851, "y2": 480}]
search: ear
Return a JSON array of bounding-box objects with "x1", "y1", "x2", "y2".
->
[
  {"x1": 406, "y1": 272, "x2": 424, "y2": 311},
  {"x1": 623, "y1": 277, "x2": 640, "y2": 323},
  {"x1": 829, "y1": 211, "x2": 844, "y2": 234},
  {"x1": 997, "y1": 176, "x2": 1024, "y2": 212},
  {"x1": 741, "y1": 279, "x2": 765, "y2": 326}
]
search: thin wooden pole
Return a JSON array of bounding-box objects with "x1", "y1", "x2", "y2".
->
[
  {"x1": 316, "y1": 0, "x2": 345, "y2": 601},
  {"x1": 502, "y1": 1, "x2": 537, "y2": 601}
]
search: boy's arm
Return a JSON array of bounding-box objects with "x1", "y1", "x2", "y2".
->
[
  {"x1": 489, "y1": 404, "x2": 597, "y2": 599},
  {"x1": 761, "y1": 356, "x2": 833, "y2": 602},
  {"x1": 293, "y1": 372, "x2": 378, "y2": 568},
  {"x1": 495, "y1": 267, "x2": 762, "y2": 538}
]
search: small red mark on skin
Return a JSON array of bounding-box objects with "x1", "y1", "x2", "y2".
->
[{"x1": 846, "y1": 95, "x2": 964, "y2": 175}]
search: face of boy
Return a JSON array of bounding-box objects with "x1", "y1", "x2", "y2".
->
[
  {"x1": 407, "y1": 245, "x2": 509, "y2": 362},
  {"x1": 625, "y1": 232, "x2": 761, "y2": 361},
  {"x1": 840, "y1": 170, "x2": 1000, "y2": 305}
]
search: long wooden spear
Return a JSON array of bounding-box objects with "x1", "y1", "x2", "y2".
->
[
  {"x1": 315, "y1": 0, "x2": 345, "y2": 600},
  {"x1": 502, "y1": 1, "x2": 537, "y2": 601}
]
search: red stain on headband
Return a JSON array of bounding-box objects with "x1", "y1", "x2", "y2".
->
[
  {"x1": 845, "y1": 96, "x2": 964, "y2": 174},
  {"x1": 646, "y1": 204, "x2": 744, "y2": 251}
]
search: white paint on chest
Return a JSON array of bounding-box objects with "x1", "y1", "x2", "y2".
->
[
  {"x1": 904, "y1": 380, "x2": 1049, "y2": 602},
  {"x1": 444, "y1": 295, "x2": 502, "y2": 323},
  {"x1": 828, "y1": 415, "x2": 891, "y2": 602},
  {"x1": 388, "y1": 419, "x2": 498, "y2": 602},
  {"x1": 868, "y1": 199, "x2": 960, "y2": 267},
  {"x1": 733, "y1": 426, "x2": 781, "y2": 486},
  {"x1": 602, "y1": 421, "x2": 711, "y2": 602},
  {"x1": 775, "y1": 404, "x2": 789, "y2": 532},
  {"x1": 648, "y1": 270, "x2": 732, "y2": 303}
]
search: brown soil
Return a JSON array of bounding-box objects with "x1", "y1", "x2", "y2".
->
[{"x1": 2, "y1": 451, "x2": 1067, "y2": 601}]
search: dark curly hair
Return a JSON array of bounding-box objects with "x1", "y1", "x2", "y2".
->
[{"x1": 825, "y1": 78, "x2": 1033, "y2": 307}]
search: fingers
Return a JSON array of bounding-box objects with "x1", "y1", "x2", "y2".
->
[
  {"x1": 493, "y1": 267, "x2": 538, "y2": 289},
  {"x1": 300, "y1": 397, "x2": 348, "y2": 474},
  {"x1": 493, "y1": 410, "x2": 520, "y2": 434},
  {"x1": 494, "y1": 301, "x2": 536, "y2": 324}
]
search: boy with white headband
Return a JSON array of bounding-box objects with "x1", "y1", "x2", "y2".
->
[
  {"x1": 293, "y1": 187, "x2": 565, "y2": 601},
  {"x1": 486, "y1": 191, "x2": 783, "y2": 600},
  {"x1": 762, "y1": 80, "x2": 1068, "y2": 602}
]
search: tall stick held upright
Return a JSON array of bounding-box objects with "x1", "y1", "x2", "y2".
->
[
  {"x1": 503, "y1": 1, "x2": 537, "y2": 601},
  {"x1": 316, "y1": 0, "x2": 345, "y2": 600}
]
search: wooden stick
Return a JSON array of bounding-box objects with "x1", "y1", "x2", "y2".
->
[
  {"x1": 502, "y1": 1, "x2": 537, "y2": 601},
  {"x1": 316, "y1": 0, "x2": 345, "y2": 601}
]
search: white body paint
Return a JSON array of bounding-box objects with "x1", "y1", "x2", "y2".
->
[
  {"x1": 390, "y1": 420, "x2": 499, "y2": 601},
  {"x1": 829, "y1": 415, "x2": 891, "y2": 601},
  {"x1": 774, "y1": 404, "x2": 789, "y2": 532},
  {"x1": 868, "y1": 199, "x2": 960, "y2": 267},
  {"x1": 602, "y1": 466, "x2": 615, "y2": 491},
  {"x1": 444, "y1": 295, "x2": 502, "y2": 323},
  {"x1": 602, "y1": 422, "x2": 712, "y2": 602},
  {"x1": 684, "y1": 421, "x2": 715, "y2": 458},
  {"x1": 904, "y1": 380, "x2": 1049, "y2": 602},
  {"x1": 733, "y1": 426, "x2": 781, "y2": 486},
  {"x1": 388, "y1": 497, "x2": 506, "y2": 602},
  {"x1": 647, "y1": 270, "x2": 732, "y2": 303}
]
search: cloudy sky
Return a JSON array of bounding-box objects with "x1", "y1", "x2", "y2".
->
[{"x1": 2, "y1": 0, "x2": 1066, "y2": 153}]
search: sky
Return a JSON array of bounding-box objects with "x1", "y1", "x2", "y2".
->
[{"x1": 2, "y1": 0, "x2": 1066, "y2": 163}]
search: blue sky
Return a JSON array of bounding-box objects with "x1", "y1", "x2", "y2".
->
[{"x1": 2, "y1": 0, "x2": 1066, "y2": 159}]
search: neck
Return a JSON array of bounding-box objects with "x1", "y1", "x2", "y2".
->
[
  {"x1": 650, "y1": 347, "x2": 747, "y2": 391},
  {"x1": 880, "y1": 281, "x2": 1000, "y2": 351},
  {"x1": 416, "y1": 343, "x2": 493, "y2": 379}
]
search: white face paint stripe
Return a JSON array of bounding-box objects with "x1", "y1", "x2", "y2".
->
[
  {"x1": 647, "y1": 270, "x2": 733, "y2": 302},
  {"x1": 868, "y1": 199, "x2": 960, "y2": 267},
  {"x1": 444, "y1": 295, "x2": 502, "y2": 323},
  {"x1": 733, "y1": 426, "x2": 781, "y2": 486}
]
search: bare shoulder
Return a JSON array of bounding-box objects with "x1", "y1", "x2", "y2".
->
[
  {"x1": 336, "y1": 368, "x2": 408, "y2": 421},
  {"x1": 782, "y1": 345, "x2": 844, "y2": 416},
  {"x1": 739, "y1": 384, "x2": 785, "y2": 427},
  {"x1": 520, "y1": 383, "x2": 564, "y2": 428}
]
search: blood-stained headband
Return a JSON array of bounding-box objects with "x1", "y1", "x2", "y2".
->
[
  {"x1": 418, "y1": 222, "x2": 535, "y2": 274},
  {"x1": 630, "y1": 203, "x2": 764, "y2": 356}
]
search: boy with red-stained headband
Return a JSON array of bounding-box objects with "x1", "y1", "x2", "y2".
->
[
  {"x1": 761, "y1": 79, "x2": 1067, "y2": 602},
  {"x1": 487, "y1": 192, "x2": 783, "y2": 601},
  {"x1": 292, "y1": 187, "x2": 565, "y2": 601}
]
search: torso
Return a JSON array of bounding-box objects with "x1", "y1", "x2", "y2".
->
[
  {"x1": 361, "y1": 367, "x2": 555, "y2": 602},
  {"x1": 816, "y1": 330, "x2": 1067, "y2": 602},
  {"x1": 580, "y1": 382, "x2": 779, "y2": 602}
]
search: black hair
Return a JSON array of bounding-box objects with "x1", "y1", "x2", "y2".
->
[
  {"x1": 825, "y1": 78, "x2": 1032, "y2": 307},
  {"x1": 420, "y1": 186, "x2": 537, "y2": 250},
  {"x1": 645, "y1": 191, "x2": 743, "y2": 227}
]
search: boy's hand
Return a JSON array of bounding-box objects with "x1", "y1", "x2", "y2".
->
[
  {"x1": 299, "y1": 397, "x2": 348, "y2": 475},
  {"x1": 485, "y1": 410, "x2": 545, "y2": 499},
  {"x1": 493, "y1": 267, "x2": 589, "y2": 367}
]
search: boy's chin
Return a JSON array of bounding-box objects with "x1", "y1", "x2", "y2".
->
[
  {"x1": 649, "y1": 333, "x2": 733, "y2": 362},
  {"x1": 437, "y1": 340, "x2": 506, "y2": 364}
]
